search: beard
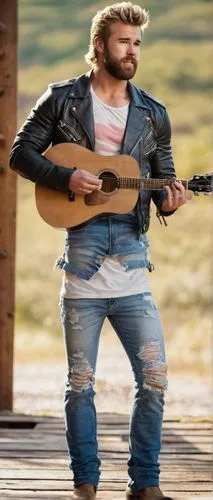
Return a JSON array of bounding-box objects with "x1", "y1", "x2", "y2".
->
[{"x1": 103, "y1": 46, "x2": 137, "y2": 80}]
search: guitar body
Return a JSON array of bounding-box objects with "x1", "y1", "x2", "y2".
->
[
  {"x1": 35, "y1": 143, "x2": 140, "y2": 228},
  {"x1": 35, "y1": 143, "x2": 212, "y2": 228}
]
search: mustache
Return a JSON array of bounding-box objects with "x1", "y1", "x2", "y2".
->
[{"x1": 122, "y1": 57, "x2": 137, "y2": 64}]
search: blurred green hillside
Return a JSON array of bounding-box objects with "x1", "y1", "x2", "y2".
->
[
  {"x1": 18, "y1": 0, "x2": 212, "y2": 175},
  {"x1": 16, "y1": 0, "x2": 212, "y2": 373}
]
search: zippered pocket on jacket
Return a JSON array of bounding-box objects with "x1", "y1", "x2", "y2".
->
[
  {"x1": 143, "y1": 129, "x2": 156, "y2": 157},
  {"x1": 58, "y1": 120, "x2": 82, "y2": 142}
]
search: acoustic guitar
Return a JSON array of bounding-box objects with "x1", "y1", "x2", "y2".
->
[{"x1": 35, "y1": 143, "x2": 212, "y2": 228}]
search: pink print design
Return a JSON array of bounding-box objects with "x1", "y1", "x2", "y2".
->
[{"x1": 95, "y1": 123, "x2": 124, "y2": 145}]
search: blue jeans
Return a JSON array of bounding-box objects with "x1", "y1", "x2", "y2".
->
[
  {"x1": 56, "y1": 216, "x2": 152, "y2": 279},
  {"x1": 60, "y1": 292, "x2": 167, "y2": 493}
]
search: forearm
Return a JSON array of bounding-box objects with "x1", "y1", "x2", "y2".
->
[{"x1": 10, "y1": 141, "x2": 74, "y2": 192}]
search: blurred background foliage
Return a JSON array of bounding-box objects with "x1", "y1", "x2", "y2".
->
[{"x1": 16, "y1": 0, "x2": 212, "y2": 373}]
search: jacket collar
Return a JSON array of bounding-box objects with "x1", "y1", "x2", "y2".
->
[
  {"x1": 67, "y1": 70, "x2": 92, "y2": 98},
  {"x1": 68, "y1": 69, "x2": 150, "y2": 109}
]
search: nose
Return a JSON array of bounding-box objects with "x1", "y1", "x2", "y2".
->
[{"x1": 127, "y1": 43, "x2": 136, "y2": 56}]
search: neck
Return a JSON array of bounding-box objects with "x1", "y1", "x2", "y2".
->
[{"x1": 91, "y1": 67, "x2": 129, "y2": 100}]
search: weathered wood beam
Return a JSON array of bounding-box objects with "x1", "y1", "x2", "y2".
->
[{"x1": 0, "y1": 0, "x2": 17, "y2": 410}]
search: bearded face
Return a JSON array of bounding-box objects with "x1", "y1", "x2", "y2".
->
[
  {"x1": 103, "y1": 43, "x2": 138, "y2": 80},
  {"x1": 97, "y1": 22, "x2": 141, "y2": 81}
]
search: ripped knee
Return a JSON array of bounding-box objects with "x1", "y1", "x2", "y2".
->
[
  {"x1": 66, "y1": 350, "x2": 94, "y2": 392},
  {"x1": 137, "y1": 340, "x2": 168, "y2": 394},
  {"x1": 143, "y1": 362, "x2": 168, "y2": 393}
]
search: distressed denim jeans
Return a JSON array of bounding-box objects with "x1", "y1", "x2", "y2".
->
[
  {"x1": 56, "y1": 215, "x2": 152, "y2": 279},
  {"x1": 60, "y1": 292, "x2": 167, "y2": 492}
]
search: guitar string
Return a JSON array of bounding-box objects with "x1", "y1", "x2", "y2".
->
[
  {"x1": 98, "y1": 176, "x2": 186, "y2": 183},
  {"x1": 98, "y1": 177, "x2": 188, "y2": 189}
]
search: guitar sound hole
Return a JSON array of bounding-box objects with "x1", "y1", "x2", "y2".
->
[{"x1": 99, "y1": 171, "x2": 118, "y2": 193}]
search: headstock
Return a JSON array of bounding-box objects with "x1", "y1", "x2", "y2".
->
[{"x1": 188, "y1": 174, "x2": 213, "y2": 195}]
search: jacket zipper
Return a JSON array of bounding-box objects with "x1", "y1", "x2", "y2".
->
[
  {"x1": 130, "y1": 124, "x2": 153, "y2": 156},
  {"x1": 143, "y1": 129, "x2": 157, "y2": 156},
  {"x1": 58, "y1": 120, "x2": 81, "y2": 142}
]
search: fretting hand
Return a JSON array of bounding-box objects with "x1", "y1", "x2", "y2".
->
[
  {"x1": 69, "y1": 169, "x2": 102, "y2": 194},
  {"x1": 161, "y1": 180, "x2": 193, "y2": 212}
]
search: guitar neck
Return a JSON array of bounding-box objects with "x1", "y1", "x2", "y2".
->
[{"x1": 118, "y1": 178, "x2": 188, "y2": 190}]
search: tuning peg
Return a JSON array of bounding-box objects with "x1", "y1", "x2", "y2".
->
[{"x1": 193, "y1": 175, "x2": 200, "y2": 180}]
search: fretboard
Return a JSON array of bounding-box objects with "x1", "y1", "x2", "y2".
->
[{"x1": 118, "y1": 178, "x2": 188, "y2": 190}]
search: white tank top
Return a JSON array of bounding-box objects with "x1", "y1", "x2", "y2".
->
[{"x1": 60, "y1": 86, "x2": 150, "y2": 299}]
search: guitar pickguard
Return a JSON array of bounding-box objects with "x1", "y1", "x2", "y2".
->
[{"x1": 85, "y1": 190, "x2": 111, "y2": 206}]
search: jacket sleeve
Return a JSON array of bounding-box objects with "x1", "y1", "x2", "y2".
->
[
  {"x1": 9, "y1": 87, "x2": 75, "y2": 191},
  {"x1": 150, "y1": 107, "x2": 176, "y2": 216}
]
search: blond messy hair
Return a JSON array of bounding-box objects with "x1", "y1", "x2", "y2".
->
[{"x1": 85, "y1": 2, "x2": 149, "y2": 67}]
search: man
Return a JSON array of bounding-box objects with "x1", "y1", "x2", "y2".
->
[{"x1": 10, "y1": 2, "x2": 191, "y2": 499}]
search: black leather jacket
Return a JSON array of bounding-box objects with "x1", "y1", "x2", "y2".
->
[{"x1": 9, "y1": 70, "x2": 176, "y2": 232}]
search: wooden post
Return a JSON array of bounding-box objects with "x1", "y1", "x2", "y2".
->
[{"x1": 0, "y1": 1, "x2": 17, "y2": 410}]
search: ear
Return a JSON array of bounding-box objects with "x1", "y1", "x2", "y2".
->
[{"x1": 94, "y1": 35, "x2": 105, "y2": 56}]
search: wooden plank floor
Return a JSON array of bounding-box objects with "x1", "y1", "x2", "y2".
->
[{"x1": 0, "y1": 413, "x2": 212, "y2": 499}]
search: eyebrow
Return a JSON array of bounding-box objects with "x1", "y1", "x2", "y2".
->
[{"x1": 118, "y1": 37, "x2": 141, "y2": 44}]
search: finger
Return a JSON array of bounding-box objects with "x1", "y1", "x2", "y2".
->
[
  {"x1": 83, "y1": 173, "x2": 102, "y2": 185},
  {"x1": 170, "y1": 183, "x2": 179, "y2": 206},
  {"x1": 83, "y1": 182, "x2": 102, "y2": 191},
  {"x1": 172, "y1": 181, "x2": 188, "y2": 206},
  {"x1": 173, "y1": 180, "x2": 185, "y2": 194},
  {"x1": 84, "y1": 179, "x2": 102, "y2": 191},
  {"x1": 76, "y1": 170, "x2": 101, "y2": 185},
  {"x1": 164, "y1": 186, "x2": 173, "y2": 207},
  {"x1": 168, "y1": 183, "x2": 181, "y2": 207},
  {"x1": 165, "y1": 183, "x2": 183, "y2": 209},
  {"x1": 83, "y1": 184, "x2": 103, "y2": 193},
  {"x1": 81, "y1": 188, "x2": 94, "y2": 194}
]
